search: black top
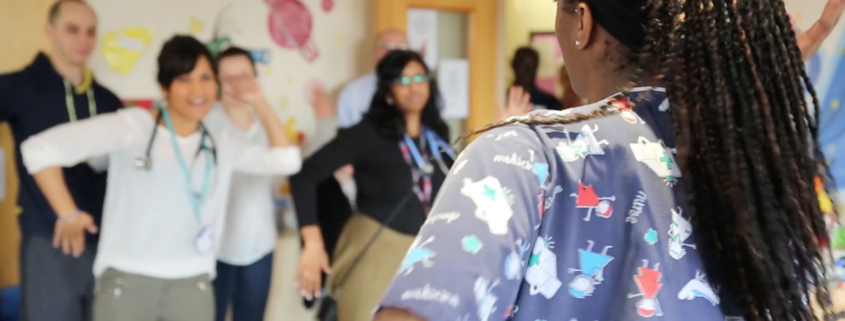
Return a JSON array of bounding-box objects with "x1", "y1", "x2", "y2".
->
[
  {"x1": 290, "y1": 118, "x2": 451, "y2": 235},
  {"x1": 530, "y1": 88, "x2": 563, "y2": 111},
  {"x1": 0, "y1": 53, "x2": 123, "y2": 243}
]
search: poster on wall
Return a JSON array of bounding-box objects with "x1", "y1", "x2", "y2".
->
[
  {"x1": 530, "y1": 32, "x2": 564, "y2": 96},
  {"x1": 438, "y1": 59, "x2": 470, "y2": 119},
  {"x1": 407, "y1": 9, "x2": 439, "y2": 69}
]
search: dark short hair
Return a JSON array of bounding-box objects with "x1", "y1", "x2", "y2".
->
[
  {"x1": 511, "y1": 46, "x2": 540, "y2": 72},
  {"x1": 216, "y1": 47, "x2": 257, "y2": 75},
  {"x1": 48, "y1": 0, "x2": 87, "y2": 24},
  {"x1": 156, "y1": 35, "x2": 217, "y2": 88}
]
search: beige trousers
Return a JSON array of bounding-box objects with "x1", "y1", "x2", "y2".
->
[
  {"x1": 93, "y1": 268, "x2": 214, "y2": 321},
  {"x1": 326, "y1": 215, "x2": 416, "y2": 321}
]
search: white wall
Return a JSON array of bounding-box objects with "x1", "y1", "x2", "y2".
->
[{"x1": 86, "y1": 0, "x2": 374, "y2": 140}]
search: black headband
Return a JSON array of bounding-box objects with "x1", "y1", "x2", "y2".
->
[{"x1": 584, "y1": 0, "x2": 647, "y2": 49}]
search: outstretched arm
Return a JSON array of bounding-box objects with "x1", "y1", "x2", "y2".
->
[{"x1": 796, "y1": 0, "x2": 845, "y2": 60}]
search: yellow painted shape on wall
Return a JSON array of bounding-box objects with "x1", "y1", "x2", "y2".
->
[
  {"x1": 100, "y1": 26, "x2": 154, "y2": 75},
  {"x1": 190, "y1": 17, "x2": 204, "y2": 36},
  {"x1": 285, "y1": 117, "x2": 298, "y2": 142}
]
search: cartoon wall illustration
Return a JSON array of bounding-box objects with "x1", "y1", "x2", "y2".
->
[
  {"x1": 100, "y1": 26, "x2": 154, "y2": 75},
  {"x1": 321, "y1": 0, "x2": 334, "y2": 12},
  {"x1": 265, "y1": 0, "x2": 319, "y2": 62}
]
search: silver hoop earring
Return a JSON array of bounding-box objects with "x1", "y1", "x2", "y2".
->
[
  {"x1": 386, "y1": 96, "x2": 394, "y2": 105},
  {"x1": 575, "y1": 40, "x2": 581, "y2": 46}
]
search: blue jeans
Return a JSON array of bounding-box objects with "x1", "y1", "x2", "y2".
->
[{"x1": 212, "y1": 253, "x2": 274, "y2": 321}]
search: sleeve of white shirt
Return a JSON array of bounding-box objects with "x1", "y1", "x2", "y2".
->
[
  {"x1": 21, "y1": 108, "x2": 147, "y2": 174},
  {"x1": 228, "y1": 125, "x2": 303, "y2": 176},
  {"x1": 86, "y1": 155, "x2": 110, "y2": 173}
]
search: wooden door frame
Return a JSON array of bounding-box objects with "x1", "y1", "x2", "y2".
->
[{"x1": 375, "y1": 0, "x2": 499, "y2": 133}]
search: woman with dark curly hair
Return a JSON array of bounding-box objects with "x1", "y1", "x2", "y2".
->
[
  {"x1": 374, "y1": 0, "x2": 838, "y2": 320},
  {"x1": 289, "y1": 50, "x2": 454, "y2": 321}
]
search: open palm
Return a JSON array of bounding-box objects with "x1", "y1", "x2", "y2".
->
[{"x1": 497, "y1": 86, "x2": 533, "y2": 121}]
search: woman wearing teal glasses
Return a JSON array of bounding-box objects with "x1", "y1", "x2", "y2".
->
[
  {"x1": 290, "y1": 50, "x2": 454, "y2": 321},
  {"x1": 20, "y1": 35, "x2": 301, "y2": 321}
]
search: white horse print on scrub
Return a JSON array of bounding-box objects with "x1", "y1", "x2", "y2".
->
[
  {"x1": 678, "y1": 270, "x2": 720, "y2": 306},
  {"x1": 399, "y1": 236, "x2": 436, "y2": 276},
  {"x1": 461, "y1": 176, "x2": 514, "y2": 235}
]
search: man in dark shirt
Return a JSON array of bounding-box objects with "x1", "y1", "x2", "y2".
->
[{"x1": 0, "y1": 1, "x2": 122, "y2": 320}]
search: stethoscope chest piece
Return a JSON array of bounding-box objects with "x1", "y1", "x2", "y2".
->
[
  {"x1": 135, "y1": 156, "x2": 152, "y2": 170},
  {"x1": 421, "y1": 163, "x2": 435, "y2": 175}
]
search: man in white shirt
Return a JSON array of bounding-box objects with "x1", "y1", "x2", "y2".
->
[
  {"x1": 204, "y1": 47, "x2": 279, "y2": 321},
  {"x1": 335, "y1": 29, "x2": 411, "y2": 128}
]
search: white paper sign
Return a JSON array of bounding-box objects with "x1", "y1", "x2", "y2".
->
[
  {"x1": 438, "y1": 59, "x2": 470, "y2": 119},
  {"x1": 407, "y1": 9, "x2": 439, "y2": 69}
]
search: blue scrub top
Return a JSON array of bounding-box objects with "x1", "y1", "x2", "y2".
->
[{"x1": 378, "y1": 88, "x2": 747, "y2": 321}]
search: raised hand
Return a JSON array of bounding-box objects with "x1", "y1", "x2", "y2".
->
[
  {"x1": 311, "y1": 87, "x2": 336, "y2": 119},
  {"x1": 497, "y1": 86, "x2": 533, "y2": 121}
]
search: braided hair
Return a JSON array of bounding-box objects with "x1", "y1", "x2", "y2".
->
[{"x1": 477, "y1": 0, "x2": 833, "y2": 319}]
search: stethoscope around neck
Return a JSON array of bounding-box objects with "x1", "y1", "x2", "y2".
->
[
  {"x1": 404, "y1": 129, "x2": 456, "y2": 175},
  {"x1": 134, "y1": 103, "x2": 218, "y2": 170}
]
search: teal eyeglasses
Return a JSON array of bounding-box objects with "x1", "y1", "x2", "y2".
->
[{"x1": 392, "y1": 75, "x2": 430, "y2": 85}]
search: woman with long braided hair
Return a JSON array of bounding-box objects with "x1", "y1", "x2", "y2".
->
[{"x1": 372, "y1": 0, "x2": 838, "y2": 320}]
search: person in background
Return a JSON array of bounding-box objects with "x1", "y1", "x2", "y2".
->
[
  {"x1": 795, "y1": 0, "x2": 845, "y2": 60},
  {"x1": 375, "y1": 0, "x2": 834, "y2": 320},
  {"x1": 203, "y1": 47, "x2": 279, "y2": 321},
  {"x1": 332, "y1": 28, "x2": 424, "y2": 203},
  {"x1": 559, "y1": 64, "x2": 583, "y2": 110},
  {"x1": 0, "y1": 1, "x2": 122, "y2": 320},
  {"x1": 511, "y1": 46, "x2": 562, "y2": 111},
  {"x1": 291, "y1": 50, "x2": 453, "y2": 321},
  {"x1": 336, "y1": 28, "x2": 412, "y2": 129},
  {"x1": 20, "y1": 35, "x2": 301, "y2": 321}
]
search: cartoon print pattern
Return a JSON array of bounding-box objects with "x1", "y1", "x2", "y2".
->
[
  {"x1": 461, "y1": 176, "x2": 514, "y2": 235},
  {"x1": 568, "y1": 240, "x2": 614, "y2": 299},
  {"x1": 571, "y1": 181, "x2": 616, "y2": 222},
  {"x1": 627, "y1": 260, "x2": 664, "y2": 318},
  {"x1": 630, "y1": 137, "x2": 682, "y2": 186},
  {"x1": 378, "y1": 89, "x2": 735, "y2": 321},
  {"x1": 556, "y1": 124, "x2": 609, "y2": 162}
]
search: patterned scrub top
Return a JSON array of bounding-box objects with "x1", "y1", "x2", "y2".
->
[{"x1": 377, "y1": 87, "x2": 748, "y2": 321}]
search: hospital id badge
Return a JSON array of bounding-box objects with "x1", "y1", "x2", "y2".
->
[{"x1": 195, "y1": 226, "x2": 214, "y2": 256}]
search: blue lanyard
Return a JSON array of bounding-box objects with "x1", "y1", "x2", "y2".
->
[
  {"x1": 404, "y1": 128, "x2": 455, "y2": 169},
  {"x1": 423, "y1": 129, "x2": 456, "y2": 160},
  {"x1": 161, "y1": 107, "x2": 213, "y2": 223}
]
